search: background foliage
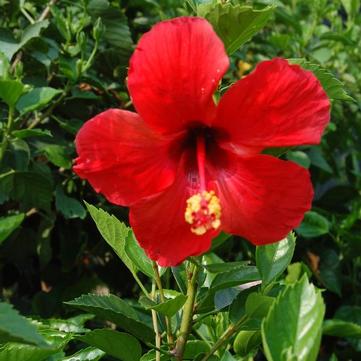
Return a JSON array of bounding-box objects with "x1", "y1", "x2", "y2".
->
[{"x1": 0, "y1": 0, "x2": 360, "y2": 360}]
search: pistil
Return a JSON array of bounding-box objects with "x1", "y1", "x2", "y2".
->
[{"x1": 184, "y1": 134, "x2": 221, "y2": 235}]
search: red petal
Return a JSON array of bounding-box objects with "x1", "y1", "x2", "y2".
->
[
  {"x1": 213, "y1": 153, "x2": 313, "y2": 244},
  {"x1": 129, "y1": 157, "x2": 220, "y2": 266},
  {"x1": 128, "y1": 16, "x2": 229, "y2": 135},
  {"x1": 215, "y1": 58, "x2": 330, "y2": 150},
  {"x1": 74, "y1": 109, "x2": 177, "y2": 206}
]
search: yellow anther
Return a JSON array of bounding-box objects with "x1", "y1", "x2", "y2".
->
[{"x1": 185, "y1": 190, "x2": 221, "y2": 235}]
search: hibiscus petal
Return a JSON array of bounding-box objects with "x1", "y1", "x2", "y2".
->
[
  {"x1": 129, "y1": 157, "x2": 220, "y2": 266},
  {"x1": 214, "y1": 153, "x2": 313, "y2": 244},
  {"x1": 128, "y1": 16, "x2": 229, "y2": 135},
  {"x1": 215, "y1": 58, "x2": 330, "y2": 150},
  {"x1": 74, "y1": 109, "x2": 177, "y2": 206}
]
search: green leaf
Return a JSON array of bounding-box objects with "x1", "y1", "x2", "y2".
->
[
  {"x1": 211, "y1": 266, "x2": 260, "y2": 291},
  {"x1": 0, "y1": 80, "x2": 24, "y2": 107},
  {"x1": 6, "y1": 138, "x2": 30, "y2": 171},
  {"x1": 256, "y1": 233, "x2": 296, "y2": 286},
  {"x1": 204, "y1": 261, "x2": 250, "y2": 274},
  {"x1": 87, "y1": 0, "x2": 133, "y2": 60},
  {"x1": 0, "y1": 213, "x2": 25, "y2": 245},
  {"x1": 183, "y1": 340, "x2": 210, "y2": 359},
  {"x1": 125, "y1": 232, "x2": 154, "y2": 277},
  {"x1": 62, "y1": 347, "x2": 105, "y2": 361},
  {"x1": 296, "y1": 211, "x2": 330, "y2": 238},
  {"x1": 262, "y1": 276, "x2": 325, "y2": 361},
  {"x1": 12, "y1": 129, "x2": 53, "y2": 139},
  {"x1": 42, "y1": 144, "x2": 72, "y2": 169},
  {"x1": 140, "y1": 293, "x2": 187, "y2": 317},
  {"x1": 86, "y1": 203, "x2": 137, "y2": 275},
  {"x1": 64, "y1": 294, "x2": 154, "y2": 342},
  {"x1": 233, "y1": 330, "x2": 261, "y2": 356},
  {"x1": 16, "y1": 87, "x2": 62, "y2": 113},
  {"x1": 0, "y1": 20, "x2": 49, "y2": 60},
  {"x1": 290, "y1": 59, "x2": 353, "y2": 101},
  {"x1": 245, "y1": 293, "x2": 274, "y2": 319},
  {"x1": 78, "y1": 329, "x2": 141, "y2": 361},
  {"x1": 323, "y1": 319, "x2": 361, "y2": 338},
  {"x1": 286, "y1": 151, "x2": 311, "y2": 169},
  {"x1": 0, "y1": 302, "x2": 46, "y2": 346},
  {"x1": 198, "y1": 2, "x2": 275, "y2": 54},
  {"x1": 55, "y1": 187, "x2": 86, "y2": 219},
  {"x1": 140, "y1": 350, "x2": 170, "y2": 361}
]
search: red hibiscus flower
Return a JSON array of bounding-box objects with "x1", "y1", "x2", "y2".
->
[{"x1": 74, "y1": 17, "x2": 330, "y2": 267}]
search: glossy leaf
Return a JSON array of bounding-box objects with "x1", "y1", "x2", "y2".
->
[
  {"x1": 211, "y1": 266, "x2": 260, "y2": 291},
  {"x1": 78, "y1": 329, "x2": 141, "y2": 361},
  {"x1": 262, "y1": 276, "x2": 325, "y2": 361},
  {"x1": 256, "y1": 233, "x2": 296, "y2": 286},
  {"x1": 140, "y1": 293, "x2": 187, "y2": 317},
  {"x1": 64, "y1": 294, "x2": 154, "y2": 342}
]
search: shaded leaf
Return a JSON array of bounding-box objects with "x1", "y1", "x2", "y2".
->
[
  {"x1": 56, "y1": 186, "x2": 86, "y2": 219},
  {"x1": 62, "y1": 347, "x2": 105, "y2": 361},
  {"x1": 0, "y1": 80, "x2": 24, "y2": 107},
  {"x1": 296, "y1": 211, "x2": 330, "y2": 238},
  {"x1": 78, "y1": 329, "x2": 141, "y2": 361},
  {"x1": 0, "y1": 213, "x2": 25, "y2": 245},
  {"x1": 323, "y1": 319, "x2": 361, "y2": 338}
]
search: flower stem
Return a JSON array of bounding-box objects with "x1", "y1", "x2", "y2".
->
[
  {"x1": 151, "y1": 282, "x2": 161, "y2": 361},
  {"x1": 200, "y1": 316, "x2": 247, "y2": 361},
  {"x1": 0, "y1": 106, "x2": 14, "y2": 166},
  {"x1": 152, "y1": 262, "x2": 174, "y2": 347},
  {"x1": 173, "y1": 262, "x2": 199, "y2": 360}
]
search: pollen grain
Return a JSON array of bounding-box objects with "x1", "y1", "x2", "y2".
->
[{"x1": 185, "y1": 190, "x2": 221, "y2": 235}]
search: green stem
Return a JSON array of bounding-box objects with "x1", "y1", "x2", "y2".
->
[
  {"x1": 152, "y1": 262, "x2": 174, "y2": 347},
  {"x1": 200, "y1": 316, "x2": 247, "y2": 361},
  {"x1": 173, "y1": 262, "x2": 199, "y2": 360},
  {"x1": 151, "y1": 282, "x2": 161, "y2": 361},
  {"x1": 0, "y1": 107, "x2": 14, "y2": 165}
]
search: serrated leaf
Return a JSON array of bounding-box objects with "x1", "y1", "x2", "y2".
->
[
  {"x1": 323, "y1": 319, "x2": 361, "y2": 338},
  {"x1": 86, "y1": 203, "x2": 137, "y2": 275},
  {"x1": 42, "y1": 144, "x2": 72, "y2": 169},
  {"x1": 0, "y1": 80, "x2": 24, "y2": 107},
  {"x1": 256, "y1": 233, "x2": 296, "y2": 286},
  {"x1": 290, "y1": 59, "x2": 353, "y2": 101},
  {"x1": 0, "y1": 213, "x2": 25, "y2": 244},
  {"x1": 64, "y1": 294, "x2": 153, "y2": 342},
  {"x1": 262, "y1": 276, "x2": 325, "y2": 361},
  {"x1": 0, "y1": 302, "x2": 46, "y2": 346},
  {"x1": 78, "y1": 329, "x2": 141, "y2": 361},
  {"x1": 198, "y1": 3, "x2": 274, "y2": 54},
  {"x1": 16, "y1": 87, "x2": 62, "y2": 113},
  {"x1": 55, "y1": 186, "x2": 86, "y2": 219},
  {"x1": 62, "y1": 347, "x2": 105, "y2": 361},
  {"x1": 296, "y1": 211, "x2": 330, "y2": 238}
]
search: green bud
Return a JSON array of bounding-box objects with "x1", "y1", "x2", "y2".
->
[{"x1": 92, "y1": 18, "x2": 104, "y2": 41}]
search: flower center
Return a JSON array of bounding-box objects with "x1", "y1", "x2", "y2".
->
[
  {"x1": 184, "y1": 133, "x2": 222, "y2": 235},
  {"x1": 185, "y1": 190, "x2": 221, "y2": 235}
]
